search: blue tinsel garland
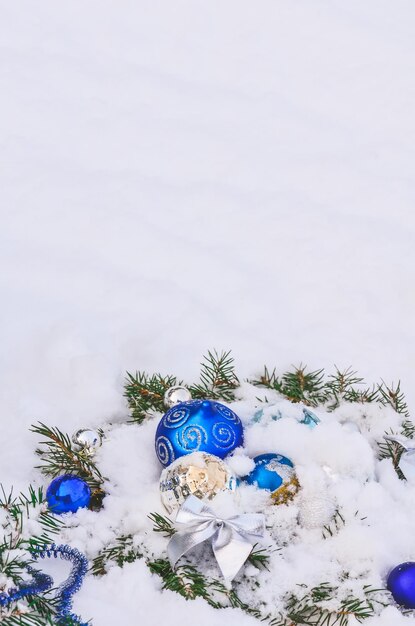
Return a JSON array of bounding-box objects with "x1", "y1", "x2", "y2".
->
[{"x1": 0, "y1": 543, "x2": 88, "y2": 626}]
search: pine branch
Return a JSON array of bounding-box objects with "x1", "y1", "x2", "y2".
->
[
  {"x1": 189, "y1": 350, "x2": 239, "y2": 401},
  {"x1": 0, "y1": 486, "x2": 63, "y2": 552},
  {"x1": 30, "y1": 423, "x2": 105, "y2": 509},
  {"x1": 222, "y1": 588, "x2": 264, "y2": 619},
  {"x1": 147, "y1": 557, "x2": 261, "y2": 618},
  {"x1": 282, "y1": 365, "x2": 329, "y2": 406},
  {"x1": 247, "y1": 544, "x2": 271, "y2": 570},
  {"x1": 0, "y1": 486, "x2": 73, "y2": 626},
  {"x1": 0, "y1": 536, "x2": 31, "y2": 584},
  {"x1": 148, "y1": 512, "x2": 176, "y2": 538},
  {"x1": 147, "y1": 559, "x2": 219, "y2": 605},
  {"x1": 377, "y1": 433, "x2": 406, "y2": 479},
  {"x1": 253, "y1": 364, "x2": 387, "y2": 411},
  {"x1": 125, "y1": 372, "x2": 179, "y2": 424},
  {"x1": 375, "y1": 380, "x2": 414, "y2": 478},
  {"x1": 342, "y1": 385, "x2": 380, "y2": 405},
  {"x1": 328, "y1": 367, "x2": 364, "y2": 395},
  {"x1": 377, "y1": 380, "x2": 410, "y2": 417},
  {"x1": 326, "y1": 367, "x2": 365, "y2": 411},
  {"x1": 271, "y1": 583, "x2": 382, "y2": 626},
  {"x1": 1, "y1": 600, "x2": 57, "y2": 626},
  {"x1": 252, "y1": 364, "x2": 329, "y2": 407},
  {"x1": 1, "y1": 601, "x2": 83, "y2": 626},
  {"x1": 91, "y1": 535, "x2": 142, "y2": 576},
  {"x1": 322, "y1": 509, "x2": 346, "y2": 540}
]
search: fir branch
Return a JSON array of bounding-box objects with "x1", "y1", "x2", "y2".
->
[
  {"x1": 30, "y1": 423, "x2": 105, "y2": 509},
  {"x1": 322, "y1": 509, "x2": 346, "y2": 540},
  {"x1": 253, "y1": 364, "x2": 329, "y2": 407},
  {"x1": 91, "y1": 535, "x2": 142, "y2": 576},
  {"x1": 247, "y1": 544, "x2": 271, "y2": 570},
  {"x1": 281, "y1": 365, "x2": 328, "y2": 406},
  {"x1": 342, "y1": 385, "x2": 380, "y2": 405},
  {"x1": 377, "y1": 380, "x2": 410, "y2": 417},
  {"x1": 326, "y1": 367, "x2": 365, "y2": 411},
  {"x1": 222, "y1": 587, "x2": 264, "y2": 619},
  {"x1": 1, "y1": 601, "x2": 57, "y2": 626},
  {"x1": 147, "y1": 557, "x2": 262, "y2": 618},
  {"x1": 124, "y1": 372, "x2": 179, "y2": 424},
  {"x1": 377, "y1": 433, "x2": 406, "y2": 479},
  {"x1": 0, "y1": 536, "x2": 31, "y2": 584},
  {"x1": 328, "y1": 366, "x2": 364, "y2": 396},
  {"x1": 148, "y1": 513, "x2": 176, "y2": 538},
  {"x1": 252, "y1": 364, "x2": 392, "y2": 411},
  {"x1": 401, "y1": 419, "x2": 415, "y2": 439},
  {"x1": 271, "y1": 583, "x2": 381, "y2": 626},
  {"x1": 0, "y1": 486, "x2": 71, "y2": 626},
  {"x1": 253, "y1": 365, "x2": 280, "y2": 391},
  {"x1": 0, "y1": 486, "x2": 63, "y2": 551},
  {"x1": 375, "y1": 378, "x2": 414, "y2": 478},
  {"x1": 189, "y1": 350, "x2": 239, "y2": 401},
  {"x1": 147, "y1": 559, "x2": 218, "y2": 605}
]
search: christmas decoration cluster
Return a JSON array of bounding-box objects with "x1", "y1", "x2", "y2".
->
[{"x1": 3, "y1": 351, "x2": 415, "y2": 626}]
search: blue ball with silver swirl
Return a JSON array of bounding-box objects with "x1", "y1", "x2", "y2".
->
[
  {"x1": 46, "y1": 474, "x2": 91, "y2": 515},
  {"x1": 155, "y1": 399, "x2": 244, "y2": 467}
]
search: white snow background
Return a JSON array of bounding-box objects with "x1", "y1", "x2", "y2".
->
[{"x1": 1, "y1": 1, "x2": 415, "y2": 625}]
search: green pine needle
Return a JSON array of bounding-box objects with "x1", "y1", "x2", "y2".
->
[
  {"x1": 148, "y1": 512, "x2": 176, "y2": 537},
  {"x1": 91, "y1": 535, "x2": 142, "y2": 576},
  {"x1": 30, "y1": 422, "x2": 105, "y2": 509},
  {"x1": 189, "y1": 350, "x2": 239, "y2": 401},
  {"x1": 125, "y1": 372, "x2": 179, "y2": 424}
]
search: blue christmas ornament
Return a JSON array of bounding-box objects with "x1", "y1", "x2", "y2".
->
[
  {"x1": 46, "y1": 474, "x2": 91, "y2": 515},
  {"x1": 251, "y1": 407, "x2": 282, "y2": 423},
  {"x1": 387, "y1": 562, "x2": 415, "y2": 609},
  {"x1": 155, "y1": 399, "x2": 244, "y2": 468},
  {"x1": 242, "y1": 453, "x2": 300, "y2": 505},
  {"x1": 300, "y1": 408, "x2": 320, "y2": 429}
]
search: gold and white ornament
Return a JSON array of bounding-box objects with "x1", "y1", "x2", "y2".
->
[{"x1": 159, "y1": 451, "x2": 236, "y2": 513}]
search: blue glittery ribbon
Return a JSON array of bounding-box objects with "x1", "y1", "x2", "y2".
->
[{"x1": 0, "y1": 544, "x2": 88, "y2": 626}]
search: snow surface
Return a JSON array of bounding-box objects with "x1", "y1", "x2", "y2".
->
[{"x1": 1, "y1": 1, "x2": 415, "y2": 624}]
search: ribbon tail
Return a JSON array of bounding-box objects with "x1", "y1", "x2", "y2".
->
[
  {"x1": 384, "y1": 434, "x2": 415, "y2": 451},
  {"x1": 399, "y1": 450, "x2": 415, "y2": 480},
  {"x1": 212, "y1": 526, "x2": 254, "y2": 581},
  {"x1": 167, "y1": 522, "x2": 216, "y2": 570}
]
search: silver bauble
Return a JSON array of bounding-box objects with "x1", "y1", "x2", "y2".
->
[
  {"x1": 72, "y1": 428, "x2": 102, "y2": 456},
  {"x1": 163, "y1": 385, "x2": 192, "y2": 409},
  {"x1": 159, "y1": 451, "x2": 236, "y2": 513}
]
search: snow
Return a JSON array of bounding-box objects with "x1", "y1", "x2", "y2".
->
[{"x1": 1, "y1": 1, "x2": 415, "y2": 624}]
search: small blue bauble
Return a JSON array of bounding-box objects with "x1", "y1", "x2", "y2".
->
[
  {"x1": 387, "y1": 562, "x2": 415, "y2": 609},
  {"x1": 300, "y1": 408, "x2": 320, "y2": 429},
  {"x1": 46, "y1": 474, "x2": 91, "y2": 514},
  {"x1": 155, "y1": 399, "x2": 244, "y2": 467},
  {"x1": 242, "y1": 453, "x2": 299, "y2": 504}
]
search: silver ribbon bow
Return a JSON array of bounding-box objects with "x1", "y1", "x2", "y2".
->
[
  {"x1": 384, "y1": 434, "x2": 415, "y2": 480},
  {"x1": 167, "y1": 495, "x2": 265, "y2": 581}
]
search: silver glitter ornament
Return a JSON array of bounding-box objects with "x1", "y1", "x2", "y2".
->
[
  {"x1": 163, "y1": 386, "x2": 192, "y2": 409},
  {"x1": 72, "y1": 429, "x2": 102, "y2": 457},
  {"x1": 160, "y1": 451, "x2": 236, "y2": 513}
]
